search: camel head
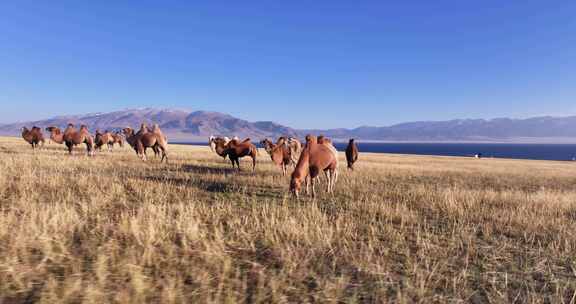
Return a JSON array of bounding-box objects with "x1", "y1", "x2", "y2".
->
[
  {"x1": 209, "y1": 135, "x2": 216, "y2": 152},
  {"x1": 290, "y1": 176, "x2": 302, "y2": 200},
  {"x1": 305, "y1": 134, "x2": 317, "y2": 145},
  {"x1": 260, "y1": 139, "x2": 273, "y2": 153},
  {"x1": 349, "y1": 138, "x2": 355, "y2": 144},
  {"x1": 64, "y1": 124, "x2": 76, "y2": 133},
  {"x1": 123, "y1": 127, "x2": 134, "y2": 137}
]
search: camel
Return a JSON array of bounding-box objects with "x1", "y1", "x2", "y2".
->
[
  {"x1": 211, "y1": 137, "x2": 257, "y2": 171},
  {"x1": 112, "y1": 132, "x2": 124, "y2": 148},
  {"x1": 345, "y1": 139, "x2": 359, "y2": 170},
  {"x1": 287, "y1": 137, "x2": 302, "y2": 163},
  {"x1": 123, "y1": 124, "x2": 168, "y2": 162},
  {"x1": 63, "y1": 124, "x2": 95, "y2": 156},
  {"x1": 21, "y1": 126, "x2": 45, "y2": 150},
  {"x1": 94, "y1": 130, "x2": 115, "y2": 152},
  {"x1": 123, "y1": 126, "x2": 158, "y2": 157},
  {"x1": 209, "y1": 136, "x2": 231, "y2": 158},
  {"x1": 260, "y1": 137, "x2": 292, "y2": 176},
  {"x1": 46, "y1": 126, "x2": 65, "y2": 144},
  {"x1": 151, "y1": 124, "x2": 168, "y2": 144},
  {"x1": 290, "y1": 135, "x2": 338, "y2": 199}
]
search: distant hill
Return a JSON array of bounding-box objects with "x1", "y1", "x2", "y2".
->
[
  {"x1": 0, "y1": 108, "x2": 298, "y2": 141},
  {"x1": 1, "y1": 108, "x2": 576, "y2": 143},
  {"x1": 308, "y1": 117, "x2": 576, "y2": 142}
]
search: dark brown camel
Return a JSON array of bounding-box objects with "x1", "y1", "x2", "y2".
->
[
  {"x1": 21, "y1": 126, "x2": 45, "y2": 150},
  {"x1": 345, "y1": 139, "x2": 359, "y2": 170},
  {"x1": 290, "y1": 135, "x2": 338, "y2": 199},
  {"x1": 260, "y1": 137, "x2": 292, "y2": 176},
  {"x1": 211, "y1": 137, "x2": 257, "y2": 171},
  {"x1": 63, "y1": 124, "x2": 94, "y2": 156}
]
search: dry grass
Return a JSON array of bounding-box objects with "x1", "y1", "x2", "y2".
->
[{"x1": 1, "y1": 136, "x2": 576, "y2": 303}]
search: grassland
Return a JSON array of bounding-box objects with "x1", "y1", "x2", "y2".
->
[{"x1": 1, "y1": 136, "x2": 576, "y2": 303}]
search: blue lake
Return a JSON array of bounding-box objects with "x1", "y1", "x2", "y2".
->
[{"x1": 176, "y1": 142, "x2": 576, "y2": 161}]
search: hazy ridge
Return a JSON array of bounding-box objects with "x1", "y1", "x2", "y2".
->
[{"x1": 2, "y1": 108, "x2": 576, "y2": 142}]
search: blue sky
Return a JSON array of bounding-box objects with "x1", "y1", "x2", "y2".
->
[{"x1": 1, "y1": 1, "x2": 575, "y2": 129}]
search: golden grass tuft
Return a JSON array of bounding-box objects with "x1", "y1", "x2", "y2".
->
[{"x1": 1, "y1": 136, "x2": 576, "y2": 303}]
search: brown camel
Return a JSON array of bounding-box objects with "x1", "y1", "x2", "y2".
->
[
  {"x1": 345, "y1": 139, "x2": 359, "y2": 170},
  {"x1": 95, "y1": 130, "x2": 115, "y2": 152},
  {"x1": 21, "y1": 126, "x2": 45, "y2": 150},
  {"x1": 211, "y1": 137, "x2": 257, "y2": 171},
  {"x1": 123, "y1": 124, "x2": 168, "y2": 162},
  {"x1": 46, "y1": 126, "x2": 65, "y2": 144},
  {"x1": 112, "y1": 132, "x2": 124, "y2": 148},
  {"x1": 209, "y1": 136, "x2": 231, "y2": 158},
  {"x1": 260, "y1": 138, "x2": 292, "y2": 176},
  {"x1": 123, "y1": 126, "x2": 158, "y2": 157},
  {"x1": 63, "y1": 124, "x2": 95, "y2": 156},
  {"x1": 290, "y1": 135, "x2": 338, "y2": 199}
]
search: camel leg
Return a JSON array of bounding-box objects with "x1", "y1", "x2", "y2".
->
[
  {"x1": 236, "y1": 159, "x2": 241, "y2": 171},
  {"x1": 333, "y1": 170, "x2": 339, "y2": 190},
  {"x1": 160, "y1": 146, "x2": 168, "y2": 163},
  {"x1": 325, "y1": 170, "x2": 332, "y2": 193},
  {"x1": 252, "y1": 156, "x2": 256, "y2": 172},
  {"x1": 305, "y1": 176, "x2": 310, "y2": 195},
  {"x1": 311, "y1": 177, "x2": 316, "y2": 198},
  {"x1": 66, "y1": 142, "x2": 73, "y2": 155}
]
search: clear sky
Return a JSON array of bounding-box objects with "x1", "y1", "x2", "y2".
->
[{"x1": 1, "y1": 1, "x2": 575, "y2": 129}]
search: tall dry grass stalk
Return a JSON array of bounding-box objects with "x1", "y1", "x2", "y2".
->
[{"x1": 0, "y1": 136, "x2": 575, "y2": 303}]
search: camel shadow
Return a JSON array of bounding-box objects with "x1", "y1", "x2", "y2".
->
[
  {"x1": 137, "y1": 174, "x2": 235, "y2": 193},
  {"x1": 180, "y1": 164, "x2": 248, "y2": 176}
]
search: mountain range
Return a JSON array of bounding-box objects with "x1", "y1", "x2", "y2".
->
[{"x1": 1, "y1": 108, "x2": 576, "y2": 143}]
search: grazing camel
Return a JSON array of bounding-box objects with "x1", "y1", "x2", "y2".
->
[
  {"x1": 211, "y1": 137, "x2": 257, "y2": 171},
  {"x1": 345, "y1": 139, "x2": 359, "y2": 170},
  {"x1": 63, "y1": 124, "x2": 95, "y2": 156},
  {"x1": 46, "y1": 126, "x2": 65, "y2": 144},
  {"x1": 94, "y1": 130, "x2": 115, "y2": 152},
  {"x1": 123, "y1": 124, "x2": 168, "y2": 162},
  {"x1": 21, "y1": 126, "x2": 45, "y2": 150},
  {"x1": 260, "y1": 138, "x2": 292, "y2": 176},
  {"x1": 290, "y1": 135, "x2": 338, "y2": 199}
]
